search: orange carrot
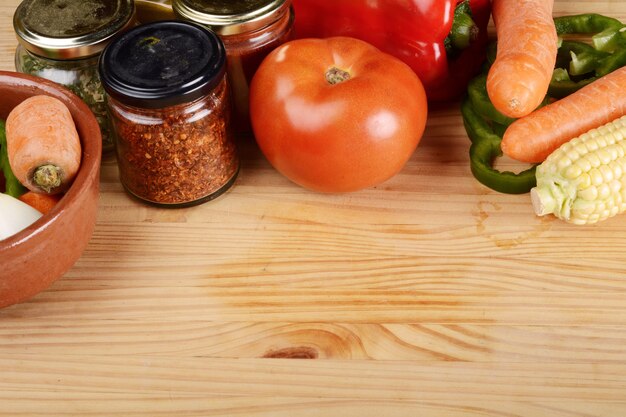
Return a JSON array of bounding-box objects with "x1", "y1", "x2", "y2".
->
[
  {"x1": 486, "y1": 0, "x2": 559, "y2": 118},
  {"x1": 6, "y1": 95, "x2": 81, "y2": 195},
  {"x1": 18, "y1": 191, "x2": 62, "y2": 215},
  {"x1": 501, "y1": 66, "x2": 626, "y2": 163}
]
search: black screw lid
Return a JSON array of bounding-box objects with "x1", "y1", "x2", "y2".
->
[{"x1": 99, "y1": 20, "x2": 226, "y2": 109}]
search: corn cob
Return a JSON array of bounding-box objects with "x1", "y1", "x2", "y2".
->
[{"x1": 531, "y1": 115, "x2": 626, "y2": 225}]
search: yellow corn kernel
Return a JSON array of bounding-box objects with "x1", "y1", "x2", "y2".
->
[
  {"x1": 611, "y1": 161, "x2": 623, "y2": 179},
  {"x1": 578, "y1": 185, "x2": 598, "y2": 201},
  {"x1": 599, "y1": 164, "x2": 614, "y2": 182},
  {"x1": 531, "y1": 115, "x2": 626, "y2": 225},
  {"x1": 597, "y1": 148, "x2": 613, "y2": 165},
  {"x1": 589, "y1": 167, "x2": 604, "y2": 185},
  {"x1": 610, "y1": 179, "x2": 622, "y2": 194},
  {"x1": 566, "y1": 150, "x2": 580, "y2": 163},
  {"x1": 564, "y1": 164, "x2": 582, "y2": 179},
  {"x1": 586, "y1": 137, "x2": 600, "y2": 152},
  {"x1": 585, "y1": 152, "x2": 602, "y2": 169},
  {"x1": 620, "y1": 185, "x2": 626, "y2": 202},
  {"x1": 557, "y1": 156, "x2": 572, "y2": 171},
  {"x1": 593, "y1": 135, "x2": 609, "y2": 150},
  {"x1": 597, "y1": 183, "x2": 611, "y2": 200},
  {"x1": 606, "y1": 132, "x2": 620, "y2": 145},
  {"x1": 575, "y1": 157, "x2": 592, "y2": 172},
  {"x1": 577, "y1": 172, "x2": 591, "y2": 189}
]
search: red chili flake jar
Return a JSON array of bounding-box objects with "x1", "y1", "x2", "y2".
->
[
  {"x1": 172, "y1": 0, "x2": 295, "y2": 132},
  {"x1": 99, "y1": 21, "x2": 238, "y2": 207}
]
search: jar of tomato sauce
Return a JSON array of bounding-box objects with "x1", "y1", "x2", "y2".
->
[
  {"x1": 99, "y1": 21, "x2": 239, "y2": 207},
  {"x1": 172, "y1": 0, "x2": 295, "y2": 132}
]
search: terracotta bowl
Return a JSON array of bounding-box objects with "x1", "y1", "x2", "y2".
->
[{"x1": 0, "y1": 71, "x2": 101, "y2": 309}]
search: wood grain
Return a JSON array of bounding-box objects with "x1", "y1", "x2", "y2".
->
[{"x1": 1, "y1": 0, "x2": 626, "y2": 416}]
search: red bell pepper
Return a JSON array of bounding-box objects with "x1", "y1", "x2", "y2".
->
[{"x1": 292, "y1": 0, "x2": 492, "y2": 102}]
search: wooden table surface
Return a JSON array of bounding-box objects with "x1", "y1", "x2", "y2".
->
[{"x1": 2, "y1": 0, "x2": 626, "y2": 415}]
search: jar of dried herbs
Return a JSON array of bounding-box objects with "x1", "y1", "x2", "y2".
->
[
  {"x1": 172, "y1": 0, "x2": 294, "y2": 132},
  {"x1": 13, "y1": 0, "x2": 136, "y2": 154},
  {"x1": 99, "y1": 21, "x2": 239, "y2": 207}
]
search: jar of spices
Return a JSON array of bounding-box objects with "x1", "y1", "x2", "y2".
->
[
  {"x1": 99, "y1": 21, "x2": 239, "y2": 207},
  {"x1": 13, "y1": 0, "x2": 136, "y2": 154},
  {"x1": 172, "y1": 0, "x2": 295, "y2": 132}
]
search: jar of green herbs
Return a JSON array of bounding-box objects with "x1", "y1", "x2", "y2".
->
[{"x1": 13, "y1": 0, "x2": 136, "y2": 154}]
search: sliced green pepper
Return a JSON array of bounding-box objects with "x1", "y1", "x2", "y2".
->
[
  {"x1": 557, "y1": 40, "x2": 609, "y2": 75},
  {"x1": 596, "y1": 47, "x2": 626, "y2": 76},
  {"x1": 462, "y1": 97, "x2": 537, "y2": 195},
  {"x1": 467, "y1": 73, "x2": 516, "y2": 127},
  {"x1": 548, "y1": 68, "x2": 596, "y2": 99},
  {"x1": 593, "y1": 26, "x2": 626, "y2": 53},
  {"x1": 549, "y1": 14, "x2": 626, "y2": 96},
  {"x1": 462, "y1": 46, "x2": 547, "y2": 194},
  {"x1": 553, "y1": 14, "x2": 623, "y2": 35},
  {"x1": 0, "y1": 120, "x2": 26, "y2": 198}
]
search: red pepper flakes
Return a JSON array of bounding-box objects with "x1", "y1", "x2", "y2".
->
[{"x1": 110, "y1": 78, "x2": 239, "y2": 206}]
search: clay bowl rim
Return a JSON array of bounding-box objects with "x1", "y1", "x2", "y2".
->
[{"x1": 0, "y1": 70, "x2": 102, "y2": 251}]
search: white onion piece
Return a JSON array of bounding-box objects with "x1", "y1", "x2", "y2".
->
[{"x1": 0, "y1": 193, "x2": 42, "y2": 240}]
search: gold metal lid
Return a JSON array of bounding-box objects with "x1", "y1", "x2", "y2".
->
[
  {"x1": 172, "y1": 0, "x2": 290, "y2": 36},
  {"x1": 14, "y1": 0, "x2": 136, "y2": 60}
]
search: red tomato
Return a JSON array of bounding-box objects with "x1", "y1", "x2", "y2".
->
[{"x1": 249, "y1": 37, "x2": 428, "y2": 193}]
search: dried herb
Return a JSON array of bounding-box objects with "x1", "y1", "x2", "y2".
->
[{"x1": 16, "y1": 49, "x2": 113, "y2": 153}]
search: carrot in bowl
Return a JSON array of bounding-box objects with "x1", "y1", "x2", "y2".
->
[
  {"x1": 501, "y1": 66, "x2": 626, "y2": 163},
  {"x1": 6, "y1": 95, "x2": 81, "y2": 194},
  {"x1": 486, "y1": 0, "x2": 559, "y2": 118},
  {"x1": 18, "y1": 191, "x2": 62, "y2": 215}
]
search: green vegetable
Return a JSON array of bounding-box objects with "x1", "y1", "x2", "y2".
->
[
  {"x1": 549, "y1": 14, "x2": 626, "y2": 97},
  {"x1": 467, "y1": 74, "x2": 516, "y2": 127},
  {"x1": 462, "y1": 91, "x2": 538, "y2": 195},
  {"x1": 593, "y1": 26, "x2": 626, "y2": 53},
  {"x1": 445, "y1": 1, "x2": 478, "y2": 55},
  {"x1": 553, "y1": 13, "x2": 623, "y2": 35},
  {"x1": 561, "y1": 41, "x2": 609, "y2": 75},
  {"x1": 0, "y1": 120, "x2": 26, "y2": 198},
  {"x1": 462, "y1": 13, "x2": 626, "y2": 194},
  {"x1": 462, "y1": 59, "x2": 552, "y2": 194},
  {"x1": 548, "y1": 68, "x2": 596, "y2": 99}
]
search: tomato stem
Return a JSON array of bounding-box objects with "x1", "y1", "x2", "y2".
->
[{"x1": 326, "y1": 67, "x2": 351, "y2": 84}]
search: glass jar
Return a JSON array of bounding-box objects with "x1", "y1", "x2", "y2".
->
[
  {"x1": 13, "y1": 0, "x2": 136, "y2": 155},
  {"x1": 135, "y1": 0, "x2": 175, "y2": 23},
  {"x1": 172, "y1": 0, "x2": 295, "y2": 132},
  {"x1": 99, "y1": 21, "x2": 239, "y2": 207}
]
